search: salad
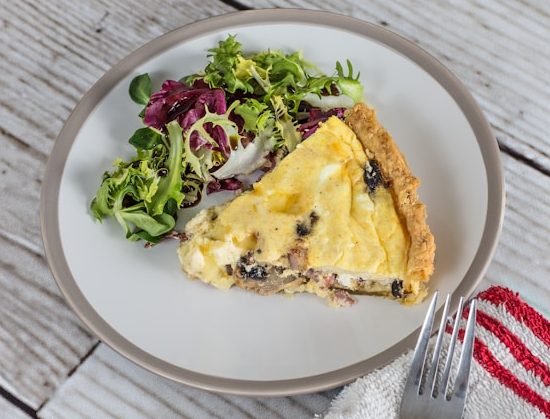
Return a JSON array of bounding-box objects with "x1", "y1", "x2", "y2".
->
[{"x1": 91, "y1": 35, "x2": 365, "y2": 245}]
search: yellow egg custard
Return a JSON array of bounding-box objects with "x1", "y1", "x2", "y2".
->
[{"x1": 179, "y1": 103, "x2": 435, "y2": 306}]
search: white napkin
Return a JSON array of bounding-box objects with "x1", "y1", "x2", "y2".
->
[{"x1": 325, "y1": 286, "x2": 550, "y2": 419}]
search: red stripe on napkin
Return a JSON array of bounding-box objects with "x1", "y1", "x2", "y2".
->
[
  {"x1": 326, "y1": 285, "x2": 550, "y2": 419},
  {"x1": 472, "y1": 310, "x2": 550, "y2": 386},
  {"x1": 477, "y1": 286, "x2": 550, "y2": 348},
  {"x1": 452, "y1": 327, "x2": 550, "y2": 417}
]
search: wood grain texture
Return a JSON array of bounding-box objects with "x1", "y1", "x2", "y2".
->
[
  {"x1": 0, "y1": 0, "x2": 234, "y2": 158},
  {"x1": 0, "y1": 0, "x2": 549, "y2": 417},
  {"x1": 0, "y1": 397, "x2": 30, "y2": 419},
  {"x1": 39, "y1": 345, "x2": 335, "y2": 419},
  {"x1": 0, "y1": 139, "x2": 45, "y2": 253},
  {"x1": 0, "y1": 234, "x2": 96, "y2": 409},
  {"x1": 0, "y1": 0, "x2": 234, "y2": 411},
  {"x1": 0, "y1": 0, "x2": 232, "y2": 245},
  {"x1": 487, "y1": 153, "x2": 550, "y2": 312},
  {"x1": 241, "y1": 0, "x2": 550, "y2": 173}
]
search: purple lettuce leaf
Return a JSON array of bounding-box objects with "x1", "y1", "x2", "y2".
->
[
  {"x1": 144, "y1": 80, "x2": 231, "y2": 157},
  {"x1": 298, "y1": 107, "x2": 346, "y2": 139},
  {"x1": 207, "y1": 177, "x2": 243, "y2": 194}
]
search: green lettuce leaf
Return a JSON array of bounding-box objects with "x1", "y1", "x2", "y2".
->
[
  {"x1": 199, "y1": 35, "x2": 254, "y2": 93},
  {"x1": 118, "y1": 211, "x2": 175, "y2": 239},
  {"x1": 234, "y1": 98, "x2": 270, "y2": 132},
  {"x1": 271, "y1": 96, "x2": 301, "y2": 152},
  {"x1": 91, "y1": 122, "x2": 184, "y2": 243},
  {"x1": 91, "y1": 35, "x2": 366, "y2": 245},
  {"x1": 129, "y1": 73, "x2": 152, "y2": 105},
  {"x1": 129, "y1": 127, "x2": 165, "y2": 150},
  {"x1": 146, "y1": 121, "x2": 184, "y2": 215},
  {"x1": 335, "y1": 59, "x2": 364, "y2": 103}
]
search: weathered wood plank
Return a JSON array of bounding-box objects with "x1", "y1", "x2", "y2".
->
[
  {"x1": 0, "y1": 0, "x2": 235, "y2": 156},
  {"x1": 39, "y1": 345, "x2": 333, "y2": 419},
  {"x1": 0, "y1": 234, "x2": 97, "y2": 409},
  {"x1": 0, "y1": 139, "x2": 45, "y2": 252},
  {"x1": 240, "y1": 0, "x2": 550, "y2": 173},
  {"x1": 487, "y1": 153, "x2": 550, "y2": 313},
  {"x1": 0, "y1": 0, "x2": 235, "y2": 410},
  {"x1": 0, "y1": 0, "x2": 234, "y2": 247},
  {"x1": 1, "y1": 0, "x2": 549, "y2": 416},
  {"x1": 0, "y1": 397, "x2": 30, "y2": 419}
]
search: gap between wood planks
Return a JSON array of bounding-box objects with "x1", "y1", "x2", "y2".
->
[
  {"x1": 0, "y1": 341, "x2": 100, "y2": 418},
  {"x1": 218, "y1": 0, "x2": 251, "y2": 10},
  {"x1": 497, "y1": 140, "x2": 550, "y2": 178},
  {"x1": 0, "y1": 386, "x2": 38, "y2": 419},
  {"x1": 4, "y1": 0, "x2": 550, "y2": 181}
]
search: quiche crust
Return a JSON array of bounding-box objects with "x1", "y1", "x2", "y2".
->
[
  {"x1": 346, "y1": 103, "x2": 435, "y2": 287},
  {"x1": 179, "y1": 104, "x2": 435, "y2": 306}
]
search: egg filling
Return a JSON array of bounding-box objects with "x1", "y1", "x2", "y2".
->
[{"x1": 179, "y1": 116, "x2": 428, "y2": 306}]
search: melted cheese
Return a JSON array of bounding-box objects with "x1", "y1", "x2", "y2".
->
[{"x1": 179, "y1": 117, "x2": 410, "y2": 289}]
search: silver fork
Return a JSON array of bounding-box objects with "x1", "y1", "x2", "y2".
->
[{"x1": 399, "y1": 291, "x2": 477, "y2": 419}]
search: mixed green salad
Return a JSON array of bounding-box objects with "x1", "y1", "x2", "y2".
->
[{"x1": 91, "y1": 35, "x2": 365, "y2": 245}]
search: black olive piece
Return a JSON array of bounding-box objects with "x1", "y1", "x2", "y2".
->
[
  {"x1": 157, "y1": 168, "x2": 168, "y2": 177},
  {"x1": 296, "y1": 223, "x2": 310, "y2": 237},
  {"x1": 238, "y1": 263, "x2": 267, "y2": 280},
  {"x1": 248, "y1": 265, "x2": 267, "y2": 280},
  {"x1": 364, "y1": 159, "x2": 386, "y2": 193},
  {"x1": 391, "y1": 279, "x2": 404, "y2": 298}
]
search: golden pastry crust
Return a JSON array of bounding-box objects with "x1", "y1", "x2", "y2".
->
[{"x1": 345, "y1": 103, "x2": 435, "y2": 283}]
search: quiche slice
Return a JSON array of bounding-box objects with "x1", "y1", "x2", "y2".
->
[{"x1": 178, "y1": 103, "x2": 435, "y2": 306}]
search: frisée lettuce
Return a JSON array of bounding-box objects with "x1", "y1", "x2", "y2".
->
[{"x1": 91, "y1": 35, "x2": 365, "y2": 244}]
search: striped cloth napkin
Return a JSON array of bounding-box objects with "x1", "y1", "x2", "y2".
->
[{"x1": 325, "y1": 286, "x2": 550, "y2": 419}]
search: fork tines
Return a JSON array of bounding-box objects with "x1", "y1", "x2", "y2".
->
[{"x1": 400, "y1": 291, "x2": 477, "y2": 419}]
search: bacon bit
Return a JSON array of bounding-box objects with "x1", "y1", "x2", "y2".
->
[
  {"x1": 288, "y1": 247, "x2": 308, "y2": 270},
  {"x1": 306, "y1": 269, "x2": 336, "y2": 289},
  {"x1": 333, "y1": 290, "x2": 357, "y2": 307},
  {"x1": 321, "y1": 273, "x2": 337, "y2": 289}
]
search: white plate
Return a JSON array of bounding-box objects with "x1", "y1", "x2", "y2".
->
[{"x1": 41, "y1": 10, "x2": 504, "y2": 395}]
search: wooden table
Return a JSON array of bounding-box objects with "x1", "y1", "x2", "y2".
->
[{"x1": 1, "y1": 0, "x2": 548, "y2": 417}]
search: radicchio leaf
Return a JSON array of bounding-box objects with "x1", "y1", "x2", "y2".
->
[
  {"x1": 298, "y1": 107, "x2": 346, "y2": 139},
  {"x1": 207, "y1": 177, "x2": 243, "y2": 194},
  {"x1": 144, "y1": 80, "x2": 230, "y2": 157}
]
